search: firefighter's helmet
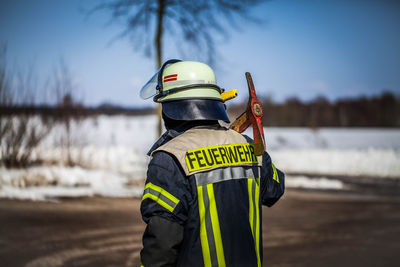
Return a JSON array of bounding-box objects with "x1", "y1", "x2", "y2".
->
[{"x1": 140, "y1": 60, "x2": 230, "y2": 122}]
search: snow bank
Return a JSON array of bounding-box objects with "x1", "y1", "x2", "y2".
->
[
  {"x1": 285, "y1": 175, "x2": 344, "y2": 190},
  {"x1": 0, "y1": 166, "x2": 143, "y2": 201},
  {"x1": 256, "y1": 127, "x2": 400, "y2": 150},
  {"x1": 1, "y1": 115, "x2": 400, "y2": 201},
  {"x1": 41, "y1": 115, "x2": 159, "y2": 153},
  {"x1": 270, "y1": 148, "x2": 400, "y2": 178},
  {"x1": 42, "y1": 115, "x2": 400, "y2": 151}
]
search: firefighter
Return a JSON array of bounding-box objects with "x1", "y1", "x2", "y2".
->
[{"x1": 139, "y1": 60, "x2": 285, "y2": 267}]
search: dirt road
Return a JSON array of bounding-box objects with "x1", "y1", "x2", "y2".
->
[{"x1": 1, "y1": 190, "x2": 399, "y2": 267}]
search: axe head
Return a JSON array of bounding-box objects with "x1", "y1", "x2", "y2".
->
[{"x1": 230, "y1": 72, "x2": 266, "y2": 156}]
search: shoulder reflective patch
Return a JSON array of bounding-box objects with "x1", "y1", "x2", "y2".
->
[
  {"x1": 271, "y1": 163, "x2": 280, "y2": 183},
  {"x1": 142, "y1": 182, "x2": 180, "y2": 213},
  {"x1": 185, "y1": 143, "x2": 258, "y2": 173}
]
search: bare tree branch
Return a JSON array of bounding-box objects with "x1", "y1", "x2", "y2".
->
[
  {"x1": 87, "y1": 0, "x2": 267, "y2": 136},
  {"x1": 88, "y1": 0, "x2": 267, "y2": 66}
]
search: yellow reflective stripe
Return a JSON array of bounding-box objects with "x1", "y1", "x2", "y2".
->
[
  {"x1": 255, "y1": 178, "x2": 261, "y2": 267},
  {"x1": 142, "y1": 193, "x2": 174, "y2": 212},
  {"x1": 248, "y1": 178, "x2": 261, "y2": 267},
  {"x1": 272, "y1": 163, "x2": 280, "y2": 183},
  {"x1": 207, "y1": 184, "x2": 226, "y2": 267},
  {"x1": 248, "y1": 179, "x2": 255, "y2": 237},
  {"x1": 142, "y1": 182, "x2": 180, "y2": 212},
  {"x1": 185, "y1": 143, "x2": 259, "y2": 173},
  {"x1": 144, "y1": 182, "x2": 179, "y2": 204},
  {"x1": 198, "y1": 186, "x2": 212, "y2": 267}
]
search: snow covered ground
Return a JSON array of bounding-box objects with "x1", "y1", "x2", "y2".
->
[{"x1": 1, "y1": 115, "x2": 400, "y2": 200}]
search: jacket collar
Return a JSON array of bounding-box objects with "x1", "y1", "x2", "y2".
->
[{"x1": 147, "y1": 129, "x2": 182, "y2": 156}]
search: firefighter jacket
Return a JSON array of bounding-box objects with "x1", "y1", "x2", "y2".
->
[{"x1": 140, "y1": 124, "x2": 285, "y2": 267}]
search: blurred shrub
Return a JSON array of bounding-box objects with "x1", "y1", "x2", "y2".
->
[{"x1": 0, "y1": 45, "x2": 54, "y2": 168}]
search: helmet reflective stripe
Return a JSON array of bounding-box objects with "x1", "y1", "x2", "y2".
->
[
  {"x1": 140, "y1": 59, "x2": 181, "y2": 100},
  {"x1": 157, "y1": 61, "x2": 223, "y2": 103},
  {"x1": 164, "y1": 79, "x2": 206, "y2": 87},
  {"x1": 164, "y1": 74, "x2": 178, "y2": 82},
  {"x1": 156, "y1": 59, "x2": 182, "y2": 93}
]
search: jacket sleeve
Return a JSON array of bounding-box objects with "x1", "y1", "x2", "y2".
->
[
  {"x1": 260, "y1": 151, "x2": 285, "y2": 207},
  {"x1": 140, "y1": 151, "x2": 192, "y2": 267}
]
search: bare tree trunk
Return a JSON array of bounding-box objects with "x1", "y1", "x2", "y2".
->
[
  {"x1": 155, "y1": 0, "x2": 165, "y2": 137},
  {"x1": 66, "y1": 120, "x2": 72, "y2": 166}
]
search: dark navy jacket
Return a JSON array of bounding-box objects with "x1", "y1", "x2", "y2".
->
[{"x1": 140, "y1": 127, "x2": 285, "y2": 267}]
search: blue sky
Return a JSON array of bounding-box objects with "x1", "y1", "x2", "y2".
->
[{"x1": 1, "y1": 0, "x2": 399, "y2": 107}]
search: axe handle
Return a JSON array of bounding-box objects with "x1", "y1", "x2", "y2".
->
[{"x1": 230, "y1": 112, "x2": 250, "y2": 133}]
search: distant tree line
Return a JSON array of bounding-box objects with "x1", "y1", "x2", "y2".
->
[
  {"x1": 245, "y1": 92, "x2": 400, "y2": 127},
  {"x1": 2, "y1": 91, "x2": 399, "y2": 128},
  {"x1": 0, "y1": 102, "x2": 155, "y2": 118}
]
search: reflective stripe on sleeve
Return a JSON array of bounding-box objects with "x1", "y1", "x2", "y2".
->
[
  {"x1": 248, "y1": 178, "x2": 261, "y2": 267},
  {"x1": 198, "y1": 184, "x2": 226, "y2": 267},
  {"x1": 271, "y1": 163, "x2": 280, "y2": 183},
  {"x1": 142, "y1": 182, "x2": 180, "y2": 212}
]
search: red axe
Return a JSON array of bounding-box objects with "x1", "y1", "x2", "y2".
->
[{"x1": 229, "y1": 72, "x2": 266, "y2": 156}]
